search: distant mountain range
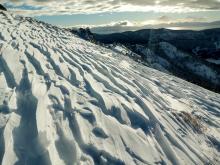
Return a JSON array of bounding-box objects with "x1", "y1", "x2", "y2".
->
[
  {"x1": 71, "y1": 28, "x2": 220, "y2": 93},
  {"x1": 90, "y1": 21, "x2": 220, "y2": 34}
]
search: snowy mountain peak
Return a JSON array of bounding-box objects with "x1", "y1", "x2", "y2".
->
[{"x1": 0, "y1": 11, "x2": 220, "y2": 165}]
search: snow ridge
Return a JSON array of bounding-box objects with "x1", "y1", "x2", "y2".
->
[{"x1": 0, "y1": 11, "x2": 220, "y2": 165}]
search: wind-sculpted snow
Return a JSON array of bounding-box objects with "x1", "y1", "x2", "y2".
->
[{"x1": 0, "y1": 11, "x2": 220, "y2": 165}]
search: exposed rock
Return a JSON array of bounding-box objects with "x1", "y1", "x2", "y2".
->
[{"x1": 0, "y1": 4, "x2": 7, "y2": 11}]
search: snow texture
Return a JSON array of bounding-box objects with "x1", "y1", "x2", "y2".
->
[{"x1": 0, "y1": 11, "x2": 220, "y2": 165}]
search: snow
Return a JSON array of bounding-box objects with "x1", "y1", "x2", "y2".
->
[
  {"x1": 119, "y1": 60, "x2": 130, "y2": 69},
  {"x1": 160, "y1": 42, "x2": 188, "y2": 59},
  {"x1": 135, "y1": 45, "x2": 170, "y2": 73},
  {"x1": 0, "y1": 11, "x2": 220, "y2": 165},
  {"x1": 215, "y1": 41, "x2": 220, "y2": 49},
  {"x1": 206, "y1": 58, "x2": 220, "y2": 65},
  {"x1": 160, "y1": 42, "x2": 220, "y2": 85}
]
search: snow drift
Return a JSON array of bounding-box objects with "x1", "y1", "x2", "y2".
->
[{"x1": 0, "y1": 11, "x2": 220, "y2": 165}]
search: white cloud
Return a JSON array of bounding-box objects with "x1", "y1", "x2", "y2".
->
[
  {"x1": 2, "y1": 0, "x2": 220, "y2": 16},
  {"x1": 88, "y1": 16, "x2": 215, "y2": 34},
  {"x1": 141, "y1": 15, "x2": 207, "y2": 25}
]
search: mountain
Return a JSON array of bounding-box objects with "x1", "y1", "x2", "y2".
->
[
  {"x1": 0, "y1": 4, "x2": 7, "y2": 11},
  {"x1": 90, "y1": 21, "x2": 220, "y2": 34},
  {"x1": 75, "y1": 28, "x2": 220, "y2": 93},
  {"x1": 1, "y1": 11, "x2": 220, "y2": 165}
]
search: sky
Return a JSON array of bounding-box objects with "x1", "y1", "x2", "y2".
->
[{"x1": 2, "y1": 0, "x2": 220, "y2": 33}]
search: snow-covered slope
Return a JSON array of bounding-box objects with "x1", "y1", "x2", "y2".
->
[
  {"x1": 1, "y1": 11, "x2": 220, "y2": 165},
  {"x1": 90, "y1": 29, "x2": 220, "y2": 92}
]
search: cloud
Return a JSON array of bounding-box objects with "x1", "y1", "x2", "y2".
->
[
  {"x1": 142, "y1": 15, "x2": 208, "y2": 25},
  {"x1": 72, "y1": 20, "x2": 136, "y2": 34},
  {"x1": 89, "y1": 16, "x2": 218, "y2": 34},
  {"x1": 105, "y1": 20, "x2": 135, "y2": 27},
  {"x1": 2, "y1": 0, "x2": 220, "y2": 16}
]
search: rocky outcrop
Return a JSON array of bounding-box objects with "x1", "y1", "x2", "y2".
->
[{"x1": 0, "y1": 4, "x2": 7, "y2": 11}]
